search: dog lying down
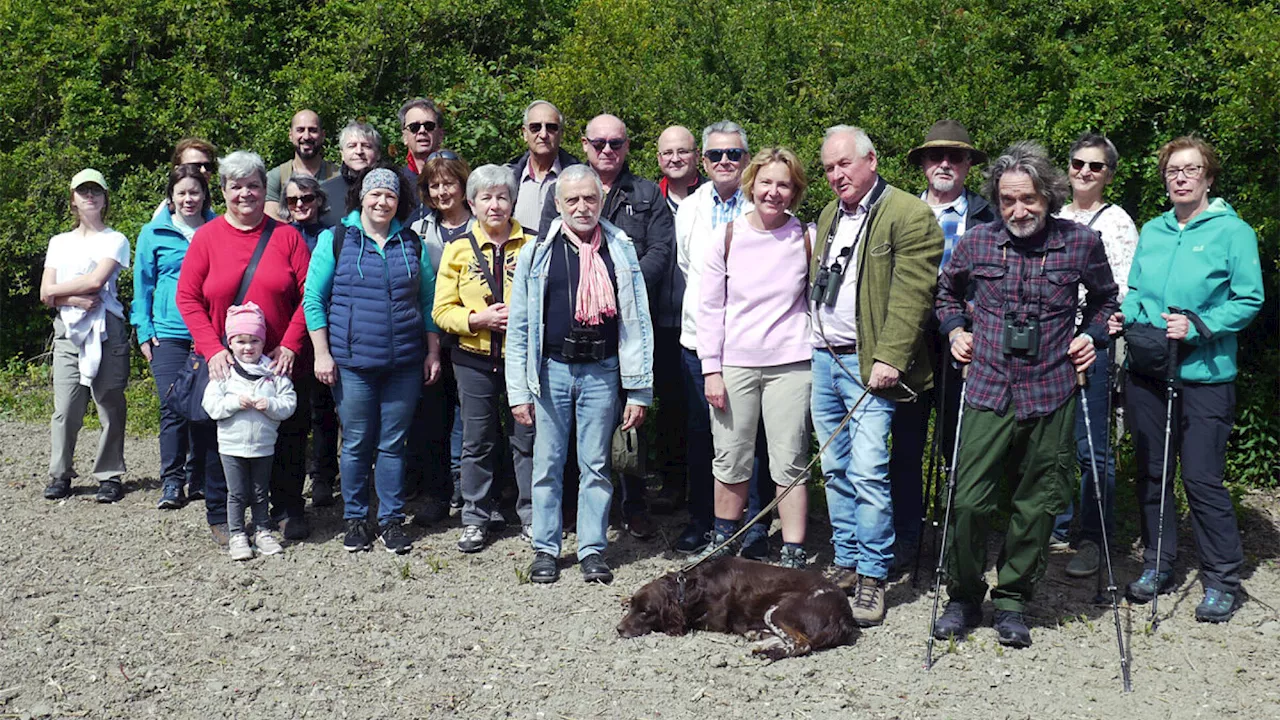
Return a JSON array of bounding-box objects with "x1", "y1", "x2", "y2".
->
[{"x1": 617, "y1": 557, "x2": 858, "y2": 660}]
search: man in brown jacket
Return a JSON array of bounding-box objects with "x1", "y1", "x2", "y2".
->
[{"x1": 809, "y1": 125, "x2": 944, "y2": 627}]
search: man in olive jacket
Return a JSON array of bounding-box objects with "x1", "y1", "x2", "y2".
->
[{"x1": 809, "y1": 125, "x2": 944, "y2": 627}]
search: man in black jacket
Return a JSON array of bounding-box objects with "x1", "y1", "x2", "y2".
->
[{"x1": 538, "y1": 113, "x2": 676, "y2": 540}]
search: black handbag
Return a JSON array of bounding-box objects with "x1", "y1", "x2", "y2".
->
[
  {"x1": 1124, "y1": 323, "x2": 1174, "y2": 381},
  {"x1": 165, "y1": 220, "x2": 275, "y2": 422}
]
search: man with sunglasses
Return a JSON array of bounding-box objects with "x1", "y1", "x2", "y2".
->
[
  {"x1": 533, "y1": 114, "x2": 676, "y2": 540},
  {"x1": 265, "y1": 109, "x2": 340, "y2": 221},
  {"x1": 509, "y1": 100, "x2": 580, "y2": 235},
  {"x1": 398, "y1": 97, "x2": 446, "y2": 216}
]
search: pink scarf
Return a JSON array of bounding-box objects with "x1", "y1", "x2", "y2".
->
[{"x1": 564, "y1": 224, "x2": 617, "y2": 325}]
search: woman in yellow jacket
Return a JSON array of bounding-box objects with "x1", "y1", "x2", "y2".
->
[{"x1": 433, "y1": 164, "x2": 536, "y2": 553}]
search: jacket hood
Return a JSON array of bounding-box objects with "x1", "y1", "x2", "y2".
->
[
  {"x1": 1161, "y1": 197, "x2": 1238, "y2": 231},
  {"x1": 149, "y1": 204, "x2": 215, "y2": 235},
  {"x1": 339, "y1": 209, "x2": 406, "y2": 236}
]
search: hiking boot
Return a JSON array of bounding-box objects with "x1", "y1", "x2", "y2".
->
[
  {"x1": 253, "y1": 529, "x2": 284, "y2": 555},
  {"x1": 228, "y1": 532, "x2": 254, "y2": 561},
  {"x1": 932, "y1": 599, "x2": 982, "y2": 640},
  {"x1": 580, "y1": 554, "x2": 614, "y2": 584},
  {"x1": 209, "y1": 523, "x2": 230, "y2": 548},
  {"x1": 826, "y1": 566, "x2": 860, "y2": 593},
  {"x1": 740, "y1": 527, "x2": 769, "y2": 561},
  {"x1": 993, "y1": 610, "x2": 1033, "y2": 648},
  {"x1": 156, "y1": 482, "x2": 185, "y2": 510},
  {"x1": 1126, "y1": 568, "x2": 1174, "y2": 604},
  {"x1": 1065, "y1": 540, "x2": 1101, "y2": 578},
  {"x1": 379, "y1": 522, "x2": 413, "y2": 555},
  {"x1": 530, "y1": 551, "x2": 560, "y2": 584},
  {"x1": 280, "y1": 515, "x2": 311, "y2": 541},
  {"x1": 309, "y1": 477, "x2": 335, "y2": 507},
  {"x1": 1195, "y1": 588, "x2": 1240, "y2": 623},
  {"x1": 95, "y1": 480, "x2": 124, "y2": 504},
  {"x1": 624, "y1": 511, "x2": 656, "y2": 540},
  {"x1": 449, "y1": 471, "x2": 463, "y2": 510},
  {"x1": 343, "y1": 519, "x2": 373, "y2": 552},
  {"x1": 43, "y1": 477, "x2": 72, "y2": 500},
  {"x1": 850, "y1": 575, "x2": 887, "y2": 627},
  {"x1": 778, "y1": 545, "x2": 807, "y2": 570},
  {"x1": 673, "y1": 522, "x2": 711, "y2": 554},
  {"x1": 412, "y1": 499, "x2": 449, "y2": 527},
  {"x1": 691, "y1": 531, "x2": 738, "y2": 563},
  {"x1": 457, "y1": 525, "x2": 487, "y2": 554}
]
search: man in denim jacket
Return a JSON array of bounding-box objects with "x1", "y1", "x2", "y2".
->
[{"x1": 507, "y1": 164, "x2": 655, "y2": 585}]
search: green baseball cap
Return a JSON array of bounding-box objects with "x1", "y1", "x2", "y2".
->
[{"x1": 69, "y1": 168, "x2": 109, "y2": 192}]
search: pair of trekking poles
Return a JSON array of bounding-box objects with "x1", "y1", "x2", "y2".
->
[{"x1": 917, "y1": 337, "x2": 1178, "y2": 694}]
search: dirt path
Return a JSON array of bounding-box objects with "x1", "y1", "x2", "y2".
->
[{"x1": 2, "y1": 420, "x2": 1278, "y2": 719}]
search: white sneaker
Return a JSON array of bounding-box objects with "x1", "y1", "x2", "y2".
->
[
  {"x1": 229, "y1": 532, "x2": 254, "y2": 561},
  {"x1": 253, "y1": 529, "x2": 283, "y2": 556}
]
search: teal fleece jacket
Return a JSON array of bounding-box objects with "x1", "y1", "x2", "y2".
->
[
  {"x1": 1120, "y1": 198, "x2": 1264, "y2": 383},
  {"x1": 131, "y1": 206, "x2": 216, "y2": 343}
]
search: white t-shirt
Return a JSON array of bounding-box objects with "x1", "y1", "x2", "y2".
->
[{"x1": 44, "y1": 228, "x2": 131, "y2": 319}]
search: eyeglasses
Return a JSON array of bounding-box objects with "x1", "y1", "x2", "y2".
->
[
  {"x1": 183, "y1": 161, "x2": 215, "y2": 174},
  {"x1": 287, "y1": 193, "x2": 317, "y2": 206},
  {"x1": 1164, "y1": 164, "x2": 1205, "y2": 180},
  {"x1": 924, "y1": 148, "x2": 970, "y2": 165},
  {"x1": 74, "y1": 185, "x2": 106, "y2": 196},
  {"x1": 427, "y1": 150, "x2": 460, "y2": 161},
  {"x1": 586, "y1": 137, "x2": 626, "y2": 152},
  {"x1": 526, "y1": 122, "x2": 560, "y2": 134},
  {"x1": 658, "y1": 148, "x2": 695, "y2": 160},
  {"x1": 704, "y1": 148, "x2": 745, "y2": 163},
  {"x1": 405, "y1": 120, "x2": 437, "y2": 134},
  {"x1": 1070, "y1": 158, "x2": 1109, "y2": 173}
]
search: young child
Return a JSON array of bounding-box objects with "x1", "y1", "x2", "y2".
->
[{"x1": 202, "y1": 303, "x2": 297, "y2": 561}]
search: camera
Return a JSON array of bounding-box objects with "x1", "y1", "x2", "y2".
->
[
  {"x1": 562, "y1": 326, "x2": 607, "y2": 362},
  {"x1": 1002, "y1": 313, "x2": 1040, "y2": 357}
]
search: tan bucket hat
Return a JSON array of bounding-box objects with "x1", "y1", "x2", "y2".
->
[{"x1": 907, "y1": 120, "x2": 987, "y2": 166}]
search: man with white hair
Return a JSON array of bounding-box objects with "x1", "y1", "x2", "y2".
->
[{"x1": 318, "y1": 121, "x2": 381, "y2": 228}]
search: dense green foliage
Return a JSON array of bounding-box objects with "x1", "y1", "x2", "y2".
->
[{"x1": 1, "y1": 0, "x2": 1276, "y2": 483}]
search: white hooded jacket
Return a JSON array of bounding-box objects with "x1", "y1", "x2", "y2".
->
[{"x1": 201, "y1": 357, "x2": 297, "y2": 458}]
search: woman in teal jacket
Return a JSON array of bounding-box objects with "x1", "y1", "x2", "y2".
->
[
  {"x1": 132, "y1": 164, "x2": 219, "y2": 510},
  {"x1": 1111, "y1": 136, "x2": 1264, "y2": 623}
]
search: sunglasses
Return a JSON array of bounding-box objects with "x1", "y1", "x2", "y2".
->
[
  {"x1": 704, "y1": 148, "x2": 745, "y2": 163},
  {"x1": 586, "y1": 137, "x2": 626, "y2": 152},
  {"x1": 924, "y1": 148, "x2": 970, "y2": 165},
  {"x1": 184, "y1": 161, "x2": 215, "y2": 173},
  {"x1": 1070, "y1": 158, "x2": 1110, "y2": 173},
  {"x1": 405, "y1": 120, "x2": 437, "y2": 134},
  {"x1": 427, "y1": 149, "x2": 460, "y2": 162},
  {"x1": 287, "y1": 193, "x2": 317, "y2": 206},
  {"x1": 526, "y1": 122, "x2": 560, "y2": 134}
]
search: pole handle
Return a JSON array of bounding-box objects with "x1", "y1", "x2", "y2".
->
[{"x1": 1077, "y1": 371, "x2": 1087, "y2": 387}]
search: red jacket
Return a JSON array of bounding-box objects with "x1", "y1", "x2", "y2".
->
[{"x1": 177, "y1": 216, "x2": 312, "y2": 366}]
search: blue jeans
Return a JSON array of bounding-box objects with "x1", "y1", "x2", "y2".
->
[
  {"x1": 531, "y1": 358, "x2": 620, "y2": 559},
  {"x1": 149, "y1": 339, "x2": 208, "y2": 494},
  {"x1": 1054, "y1": 346, "x2": 1115, "y2": 543},
  {"x1": 812, "y1": 350, "x2": 897, "y2": 579},
  {"x1": 333, "y1": 363, "x2": 423, "y2": 525}
]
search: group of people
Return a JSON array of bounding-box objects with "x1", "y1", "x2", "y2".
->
[{"x1": 40, "y1": 97, "x2": 1263, "y2": 647}]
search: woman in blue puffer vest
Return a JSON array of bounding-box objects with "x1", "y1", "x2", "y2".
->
[{"x1": 303, "y1": 166, "x2": 442, "y2": 555}]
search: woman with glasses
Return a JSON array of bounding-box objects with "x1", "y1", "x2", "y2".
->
[
  {"x1": 133, "y1": 164, "x2": 219, "y2": 509},
  {"x1": 1050, "y1": 133, "x2": 1139, "y2": 578},
  {"x1": 1110, "y1": 136, "x2": 1263, "y2": 623},
  {"x1": 285, "y1": 175, "x2": 329, "y2": 249},
  {"x1": 40, "y1": 169, "x2": 133, "y2": 503}
]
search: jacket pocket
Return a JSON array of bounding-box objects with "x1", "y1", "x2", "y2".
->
[{"x1": 972, "y1": 264, "x2": 1007, "y2": 311}]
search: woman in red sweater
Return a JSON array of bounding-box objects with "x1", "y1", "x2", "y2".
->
[{"x1": 177, "y1": 150, "x2": 313, "y2": 547}]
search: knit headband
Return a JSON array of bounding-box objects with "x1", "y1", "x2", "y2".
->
[{"x1": 360, "y1": 168, "x2": 400, "y2": 200}]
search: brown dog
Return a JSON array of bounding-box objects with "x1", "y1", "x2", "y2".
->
[{"x1": 617, "y1": 557, "x2": 858, "y2": 660}]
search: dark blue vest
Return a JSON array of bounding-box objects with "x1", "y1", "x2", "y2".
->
[{"x1": 328, "y1": 223, "x2": 425, "y2": 371}]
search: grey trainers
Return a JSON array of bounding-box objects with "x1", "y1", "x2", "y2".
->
[
  {"x1": 778, "y1": 545, "x2": 807, "y2": 569},
  {"x1": 228, "y1": 532, "x2": 253, "y2": 561},
  {"x1": 1065, "y1": 540, "x2": 1101, "y2": 578},
  {"x1": 849, "y1": 575, "x2": 887, "y2": 627},
  {"x1": 690, "y1": 531, "x2": 738, "y2": 563}
]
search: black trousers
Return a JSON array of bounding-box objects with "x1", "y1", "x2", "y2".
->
[{"x1": 1128, "y1": 373, "x2": 1241, "y2": 592}]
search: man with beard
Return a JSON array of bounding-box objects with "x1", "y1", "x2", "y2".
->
[
  {"x1": 265, "y1": 110, "x2": 340, "y2": 221},
  {"x1": 932, "y1": 141, "x2": 1118, "y2": 648},
  {"x1": 317, "y1": 121, "x2": 381, "y2": 228}
]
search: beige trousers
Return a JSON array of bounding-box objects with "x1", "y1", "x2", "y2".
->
[
  {"x1": 709, "y1": 361, "x2": 812, "y2": 486},
  {"x1": 49, "y1": 313, "x2": 131, "y2": 482}
]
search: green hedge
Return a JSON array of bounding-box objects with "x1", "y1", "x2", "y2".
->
[{"x1": 1, "y1": 0, "x2": 1275, "y2": 484}]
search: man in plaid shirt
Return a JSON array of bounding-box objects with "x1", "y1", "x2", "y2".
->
[{"x1": 932, "y1": 141, "x2": 1118, "y2": 649}]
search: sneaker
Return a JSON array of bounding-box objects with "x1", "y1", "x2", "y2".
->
[
  {"x1": 530, "y1": 551, "x2": 560, "y2": 584},
  {"x1": 228, "y1": 532, "x2": 254, "y2": 561},
  {"x1": 280, "y1": 515, "x2": 311, "y2": 541},
  {"x1": 95, "y1": 479, "x2": 124, "y2": 504},
  {"x1": 43, "y1": 477, "x2": 72, "y2": 500},
  {"x1": 449, "y1": 472, "x2": 463, "y2": 510},
  {"x1": 520, "y1": 524, "x2": 534, "y2": 545},
  {"x1": 993, "y1": 609, "x2": 1033, "y2": 648},
  {"x1": 690, "y1": 531, "x2": 738, "y2": 563},
  {"x1": 674, "y1": 522, "x2": 711, "y2": 554},
  {"x1": 253, "y1": 529, "x2": 283, "y2": 556},
  {"x1": 210, "y1": 523, "x2": 231, "y2": 548},
  {"x1": 309, "y1": 477, "x2": 334, "y2": 507},
  {"x1": 624, "y1": 511, "x2": 657, "y2": 540},
  {"x1": 1126, "y1": 568, "x2": 1174, "y2": 604},
  {"x1": 580, "y1": 554, "x2": 614, "y2": 584},
  {"x1": 412, "y1": 499, "x2": 449, "y2": 527},
  {"x1": 187, "y1": 486, "x2": 205, "y2": 502},
  {"x1": 379, "y1": 522, "x2": 413, "y2": 555},
  {"x1": 850, "y1": 575, "x2": 887, "y2": 627},
  {"x1": 740, "y1": 527, "x2": 769, "y2": 561},
  {"x1": 487, "y1": 509, "x2": 508, "y2": 532},
  {"x1": 778, "y1": 545, "x2": 807, "y2": 569},
  {"x1": 1065, "y1": 540, "x2": 1101, "y2": 578},
  {"x1": 457, "y1": 525, "x2": 487, "y2": 554},
  {"x1": 343, "y1": 519, "x2": 373, "y2": 552},
  {"x1": 1049, "y1": 533, "x2": 1071, "y2": 551},
  {"x1": 932, "y1": 599, "x2": 982, "y2": 640},
  {"x1": 156, "y1": 483, "x2": 185, "y2": 510},
  {"x1": 1195, "y1": 588, "x2": 1240, "y2": 623}
]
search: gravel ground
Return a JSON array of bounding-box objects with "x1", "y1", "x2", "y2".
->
[{"x1": 2, "y1": 419, "x2": 1279, "y2": 719}]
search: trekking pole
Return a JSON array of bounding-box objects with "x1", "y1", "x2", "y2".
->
[
  {"x1": 1078, "y1": 371, "x2": 1132, "y2": 692},
  {"x1": 913, "y1": 359, "x2": 946, "y2": 587},
  {"x1": 1150, "y1": 337, "x2": 1179, "y2": 631},
  {"x1": 925, "y1": 365, "x2": 967, "y2": 670}
]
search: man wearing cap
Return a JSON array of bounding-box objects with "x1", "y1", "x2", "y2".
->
[{"x1": 889, "y1": 120, "x2": 998, "y2": 560}]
